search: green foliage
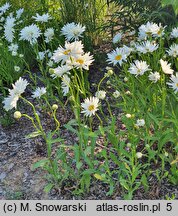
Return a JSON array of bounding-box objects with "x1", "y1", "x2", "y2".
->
[{"x1": 161, "y1": 0, "x2": 178, "y2": 14}]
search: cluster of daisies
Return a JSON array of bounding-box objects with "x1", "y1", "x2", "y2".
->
[{"x1": 107, "y1": 21, "x2": 178, "y2": 94}]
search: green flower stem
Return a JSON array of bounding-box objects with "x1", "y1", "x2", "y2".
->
[
  {"x1": 21, "y1": 114, "x2": 39, "y2": 131},
  {"x1": 53, "y1": 109, "x2": 60, "y2": 133}
]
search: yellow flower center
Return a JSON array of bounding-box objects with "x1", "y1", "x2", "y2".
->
[
  {"x1": 76, "y1": 59, "x2": 84, "y2": 64},
  {"x1": 88, "y1": 104, "x2": 95, "y2": 111},
  {"x1": 157, "y1": 30, "x2": 161, "y2": 35},
  {"x1": 176, "y1": 83, "x2": 178, "y2": 87},
  {"x1": 63, "y1": 49, "x2": 71, "y2": 55},
  {"x1": 115, "y1": 55, "x2": 122, "y2": 61}
]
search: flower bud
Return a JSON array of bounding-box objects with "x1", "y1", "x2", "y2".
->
[
  {"x1": 124, "y1": 77, "x2": 128, "y2": 82},
  {"x1": 136, "y1": 152, "x2": 143, "y2": 159},
  {"x1": 14, "y1": 111, "x2": 22, "y2": 119},
  {"x1": 52, "y1": 104, "x2": 58, "y2": 110},
  {"x1": 125, "y1": 113, "x2": 132, "y2": 118}
]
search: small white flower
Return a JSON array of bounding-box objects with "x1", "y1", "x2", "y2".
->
[
  {"x1": 81, "y1": 97, "x2": 99, "y2": 117},
  {"x1": 160, "y1": 59, "x2": 174, "y2": 75},
  {"x1": 14, "y1": 66, "x2": 20, "y2": 72},
  {"x1": 47, "y1": 60, "x2": 53, "y2": 67},
  {"x1": 32, "y1": 87, "x2": 46, "y2": 98},
  {"x1": 113, "y1": 90, "x2": 120, "y2": 98},
  {"x1": 16, "y1": 8, "x2": 24, "y2": 19},
  {"x1": 136, "y1": 152, "x2": 143, "y2": 159},
  {"x1": 19, "y1": 24, "x2": 41, "y2": 45},
  {"x1": 51, "y1": 65, "x2": 72, "y2": 79},
  {"x1": 12, "y1": 51, "x2": 17, "y2": 56},
  {"x1": 61, "y1": 22, "x2": 86, "y2": 41},
  {"x1": 14, "y1": 111, "x2": 22, "y2": 119},
  {"x1": 170, "y1": 27, "x2": 178, "y2": 38},
  {"x1": 44, "y1": 28, "x2": 54, "y2": 43},
  {"x1": 136, "y1": 40, "x2": 159, "y2": 54},
  {"x1": 167, "y1": 44, "x2": 178, "y2": 57},
  {"x1": 135, "y1": 119, "x2": 145, "y2": 127},
  {"x1": 167, "y1": 72, "x2": 178, "y2": 93},
  {"x1": 71, "y1": 52, "x2": 94, "y2": 70},
  {"x1": 125, "y1": 114, "x2": 132, "y2": 118},
  {"x1": 4, "y1": 16, "x2": 16, "y2": 42},
  {"x1": 107, "y1": 47, "x2": 127, "y2": 66},
  {"x1": 112, "y1": 33, "x2": 122, "y2": 43},
  {"x1": 32, "y1": 13, "x2": 51, "y2": 23},
  {"x1": 95, "y1": 90, "x2": 106, "y2": 100},
  {"x1": 148, "y1": 72, "x2": 160, "y2": 83},
  {"x1": 19, "y1": 54, "x2": 24, "y2": 58},
  {"x1": 8, "y1": 43, "x2": 18, "y2": 52},
  {"x1": 128, "y1": 60, "x2": 150, "y2": 76},
  {"x1": 61, "y1": 74, "x2": 70, "y2": 96},
  {"x1": 124, "y1": 77, "x2": 128, "y2": 82},
  {"x1": 37, "y1": 51, "x2": 46, "y2": 61},
  {"x1": 0, "y1": 3, "x2": 10, "y2": 14}
]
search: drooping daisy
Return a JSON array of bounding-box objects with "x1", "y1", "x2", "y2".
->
[
  {"x1": 170, "y1": 27, "x2": 178, "y2": 38},
  {"x1": 95, "y1": 90, "x2": 106, "y2": 100},
  {"x1": 81, "y1": 97, "x2": 99, "y2": 117},
  {"x1": 112, "y1": 33, "x2": 122, "y2": 44},
  {"x1": 52, "y1": 41, "x2": 84, "y2": 64},
  {"x1": 4, "y1": 16, "x2": 16, "y2": 42},
  {"x1": 148, "y1": 72, "x2": 160, "y2": 83},
  {"x1": 0, "y1": 2, "x2": 10, "y2": 14},
  {"x1": 72, "y1": 52, "x2": 94, "y2": 70},
  {"x1": 32, "y1": 87, "x2": 46, "y2": 98},
  {"x1": 136, "y1": 40, "x2": 159, "y2": 54},
  {"x1": 19, "y1": 24, "x2": 41, "y2": 45},
  {"x1": 167, "y1": 44, "x2": 178, "y2": 58},
  {"x1": 44, "y1": 28, "x2": 54, "y2": 43},
  {"x1": 3, "y1": 77, "x2": 28, "y2": 111},
  {"x1": 167, "y1": 73, "x2": 178, "y2": 93},
  {"x1": 51, "y1": 65, "x2": 72, "y2": 79},
  {"x1": 32, "y1": 13, "x2": 52, "y2": 23},
  {"x1": 107, "y1": 47, "x2": 127, "y2": 66},
  {"x1": 160, "y1": 59, "x2": 174, "y2": 75},
  {"x1": 128, "y1": 60, "x2": 150, "y2": 76},
  {"x1": 61, "y1": 74, "x2": 70, "y2": 96},
  {"x1": 16, "y1": 8, "x2": 24, "y2": 19},
  {"x1": 61, "y1": 22, "x2": 86, "y2": 41}
]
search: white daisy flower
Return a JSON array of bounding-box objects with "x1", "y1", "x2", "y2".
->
[
  {"x1": 37, "y1": 51, "x2": 46, "y2": 61},
  {"x1": 51, "y1": 65, "x2": 72, "y2": 79},
  {"x1": 167, "y1": 44, "x2": 178, "y2": 57},
  {"x1": 8, "y1": 43, "x2": 18, "y2": 52},
  {"x1": 32, "y1": 13, "x2": 51, "y2": 23},
  {"x1": 19, "y1": 24, "x2": 41, "y2": 45},
  {"x1": 12, "y1": 51, "x2": 17, "y2": 56},
  {"x1": 136, "y1": 40, "x2": 159, "y2": 54},
  {"x1": 3, "y1": 77, "x2": 28, "y2": 111},
  {"x1": 136, "y1": 152, "x2": 143, "y2": 158},
  {"x1": 148, "y1": 72, "x2": 160, "y2": 83},
  {"x1": 113, "y1": 90, "x2": 120, "y2": 98},
  {"x1": 135, "y1": 119, "x2": 145, "y2": 127},
  {"x1": 44, "y1": 28, "x2": 54, "y2": 43},
  {"x1": 107, "y1": 47, "x2": 127, "y2": 66},
  {"x1": 160, "y1": 59, "x2": 174, "y2": 75},
  {"x1": 61, "y1": 74, "x2": 70, "y2": 96},
  {"x1": 170, "y1": 27, "x2": 178, "y2": 38},
  {"x1": 61, "y1": 22, "x2": 86, "y2": 41},
  {"x1": 0, "y1": 2, "x2": 10, "y2": 14},
  {"x1": 95, "y1": 90, "x2": 106, "y2": 100},
  {"x1": 122, "y1": 45, "x2": 133, "y2": 57},
  {"x1": 128, "y1": 60, "x2": 150, "y2": 76},
  {"x1": 81, "y1": 96, "x2": 99, "y2": 117},
  {"x1": 32, "y1": 87, "x2": 46, "y2": 98},
  {"x1": 16, "y1": 8, "x2": 24, "y2": 19},
  {"x1": 72, "y1": 52, "x2": 94, "y2": 70},
  {"x1": 167, "y1": 73, "x2": 178, "y2": 93},
  {"x1": 112, "y1": 33, "x2": 122, "y2": 43},
  {"x1": 52, "y1": 41, "x2": 84, "y2": 64},
  {"x1": 4, "y1": 16, "x2": 16, "y2": 42}
]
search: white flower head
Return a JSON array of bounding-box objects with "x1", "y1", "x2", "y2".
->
[
  {"x1": 19, "y1": 24, "x2": 41, "y2": 45},
  {"x1": 95, "y1": 90, "x2": 106, "y2": 100},
  {"x1": 16, "y1": 8, "x2": 24, "y2": 19},
  {"x1": 136, "y1": 40, "x2": 159, "y2": 54},
  {"x1": 107, "y1": 47, "x2": 127, "y2": 66},
  {"x1": 167, "y1": 72, "x2": 178, "y2": 93},
  {"x1": 51, "y1": 65, "x2": 72, "y2": 79},
  {"x1": 52, "y1": 41, "x2": 84, "y2": 64},
  {"x1": 112, "y1": 33, "x2": 122, "y2": 44},
  {"x1": 170, "y1": 27, "x2": 178, "y2": 38},
  {"x1": 32, "y1": 13, "x2": 52, "y2": 23},
  {"x1": 0, "y1": 2, "x2": 10, "y2": 14},
  {"x1": 129, "y1": 60, "x2": 150, "y2": 76},
  {"x1": 32, "y1": 87, "x2": 46, "y2": 98},
  {"x1": 113, "y1": 90, "x2": 120, "y2": 98},
  {"x1": 44, "y1": 28, "x2": 54, "y2": 43},
  {"x1": 81, "y1": 97, "x2": 99, "y2": 117},
  {"x1": 136, "y1": 152, "x2": 143, "y2": 159},
  {"x1": 61, "y1": 22, "x2": 86, "y2": 41},
  {"x1": 8, "y1": 43, "x2": 18, "y2": 52},
  {"x1": 135, "y1": 119, "x2": 145, "y2": 127},
  {"x1": 14, "y1": 66, "x2": 20, "y2": 72},
  {"x1": 160, "y1": 59, "x2": 174, "y2": 75},
  {"x1": 71, "y1": 52, "x2": 94, "y2": 70},
  {"x1": 148, "y1": 72, "x2": 160, "y2": 83},
  {"x1": 4, "y1": 16, "x2": 16, "y2": 42},
  {"x1": 167, "y1": 44, "x2": 178, "y2": 58},
  {"x1": 61, "y1": 74, "x2": 70, "y2": 96}
]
